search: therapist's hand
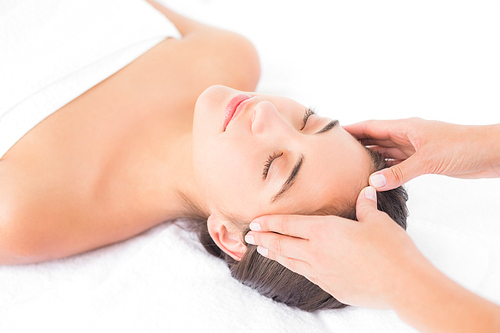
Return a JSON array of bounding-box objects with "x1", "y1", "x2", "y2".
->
[
  {"x1": 245, "y1": 186, "x2": 431, "y2": 309},
  {"x1": 247, "y1": 187, "x2": 500, "y2": 332},
  {"x1": 344, "y1": 118, "x2": 500, "y2": 191}
]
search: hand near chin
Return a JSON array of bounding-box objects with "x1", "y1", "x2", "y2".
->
[{"x1": 245, "y1": 186, "x2": 430, "y2": 309}]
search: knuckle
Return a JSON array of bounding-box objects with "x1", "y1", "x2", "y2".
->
[
  {"x1": 306, "y1": 275, "x2": 316, "y2": 284},
  {"x1": 364, "y1": 119, "x2": 378, "y2": 137},
  {"x1": 272, "y1": 238, "x2": 283, "y2": 255},
  {"x1": 257, "y1": 217, "x2": 268, "y2": 231},
  {"x1": 286, "y1": 257, "x2": 297, "y2": 273},
  {"x1": 409, "y1": 116, "x2": 423, "y2": 122},
  {"x1": 389, "y1": 165, "x2": 405, "y2": 183},
  {"x1": 365, "y1": 209, "x2": 383, "y2": 220},
  {"x1": 277, "y1": 215, "x2": 289, "y2": 235},
  {"x1": 359, "y1": 208, "x2": 385, "y2": 223},
  {"x1": 364, "y1": 119, "x2": 376, "y2": 127}
]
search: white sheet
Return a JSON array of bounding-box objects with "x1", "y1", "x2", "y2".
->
[{"x1": 1, "y1": 1, "x2": 500, "y2": 332}]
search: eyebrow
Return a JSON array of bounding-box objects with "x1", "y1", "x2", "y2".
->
[
  {"x1": 269, "y1": 119, "x2": 339, "y2": 204},
  {"x1": 315, "y1": 119, "x2": 339, "y2": 134}
]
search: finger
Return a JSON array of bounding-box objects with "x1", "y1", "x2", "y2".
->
[
  {"x1": 343, "y1": 120, "x2": 399, "y2": 141},
  {"x1": 250, "y1": 214, "x2": 336, "y2": 239},
  {"x1": 355, "y1": 186, "x2": 380, "y2": 222},
  {"x1": 385, "y1": 159, "x2": 405, "y2": 167},
  {"x1": 254, "y1": 245, "x2": 312, "y2": 277},
  {"x1": 245, "y1": 231, "x2": 310, "y2": 261},
  {"x1": 368, "y1": 146, "x2": 409, "y2": 160},
  {"x1": 369, "y1": 152, "x2": 425, "y2": 190},
  {"x1": 360, "y1": 138, "x2": 399, "y2": 148}
]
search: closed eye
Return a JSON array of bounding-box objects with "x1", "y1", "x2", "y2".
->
[
  {"x1": 263, "y1": 151, "x2": 283, "y2": 179},
  {"x1": 300, "y1": 108, "x2": 316, "y2": 130}
]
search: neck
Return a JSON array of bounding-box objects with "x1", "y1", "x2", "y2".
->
[{"x1": 160, "y1": 132, "x2": 209, "y2": 220}]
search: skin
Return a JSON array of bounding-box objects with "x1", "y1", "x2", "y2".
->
[
  {"x1": 247, "y1": 119, "x2": 500, "y2": 333},
  {"x1": 0, "y1": 2, "x2": 260, "y2": 264},
  {"x1": 192, "y1": 85, "x2": 373, "y2": 225},
  {"x1": 191, "y1": 84, "x2": 375, "y2": 260},
  {"x1": 344, "y1": 118, "x2": 500, "y2": 190},
  {"x1": 0, "y1": 1, "x2": 374, "y2": 265},
  {"x1": 3, "y1": 2, "x2": 498, "y2": 332}
]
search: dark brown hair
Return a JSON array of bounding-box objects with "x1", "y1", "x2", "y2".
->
[{"x1": 179, "y1": 150, "x2": 408, "y2": 312}]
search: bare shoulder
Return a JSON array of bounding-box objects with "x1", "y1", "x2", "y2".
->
[
  {"x1": 186, "y1": 27, "x2": 261, "y2": 92},
  {"x1": 146, "y1": 0, "x2": 261, "y2": 92}
]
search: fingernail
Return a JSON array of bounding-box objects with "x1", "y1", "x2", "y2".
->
[
  {"x1": 370, "y1": 173, "x2": 387, "y2": 188},
  {"x1": 364, "y1": 186, "x2": 377, "y2": 201},
  {"x1": 257, "y1": 246, "x2": 268, "y2": 257},
  {"x1": 249, "y1": 222, "x2": 261, "y2": 231},
  {"x1": 244, "y1": 234, "x2": 255, "y2": 245}
]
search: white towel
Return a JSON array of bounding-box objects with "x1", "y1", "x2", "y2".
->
[
  {"x1": 0, "y1": 216, "x2": 490, "y2": 333},
  {"x1": 0, "y1": 0, "x2": 180, "y2": 158}
]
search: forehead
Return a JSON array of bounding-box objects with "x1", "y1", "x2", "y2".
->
[{"x1": 273, "y1": 131, "x2": 373, "y2": 216}]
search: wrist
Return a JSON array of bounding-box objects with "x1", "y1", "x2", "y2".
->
[
  {"x1": 476, "y1": 124, "x2": 500, "y2": 177},
  {"x1": 385, "y1": 252, "x2": 439, "y2": 312},
  {"x1": 488, "y1": 124, "x2": 500, "y2": 176},
  {"x1": 388, "y1": 254, "x2": 500, "y2": 333}
]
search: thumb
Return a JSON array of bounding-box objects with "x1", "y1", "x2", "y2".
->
[
  {"x1": 355, "y1": 186, "x2": 379, "y2": 222},
  {"x1": 369, "y1": 155, "x2": 422, "y2": 191}
]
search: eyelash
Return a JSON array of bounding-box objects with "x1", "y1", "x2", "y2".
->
[
  {"x1": 263, "y1": 151, "x2": 284, "y2": 179},
  {"x1": 300, "y1": 108, "x2": 316, "y2": 130},
  {"x1": 262, "y1": 108, "x2": 315, "y2": 179}
]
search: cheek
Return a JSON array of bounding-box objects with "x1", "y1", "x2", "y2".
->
[
  {"x1": 194, "y1": 138, "x2": 261, "y2": 206},
  {"x1": 193, "y1": 93, "x2": 220, "y2": 142}
]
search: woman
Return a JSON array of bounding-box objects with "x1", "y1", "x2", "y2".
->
[{"x1": 0, "y1": 1, "x2": 408, "y2": 311}]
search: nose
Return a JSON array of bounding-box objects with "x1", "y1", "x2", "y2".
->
[{"x1": 251, "y1": 101, "x2": 293, "y2": 135}]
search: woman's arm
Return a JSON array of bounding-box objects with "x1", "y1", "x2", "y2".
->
[
  {"x1": 145, "y1": 0, "x2": 210, "y2": 37},
  {"x1": 145, "y1": 0, "x2": 260, "y2": 92}
]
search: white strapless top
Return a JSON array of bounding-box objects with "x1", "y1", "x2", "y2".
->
[{"x1": 0, "y1": 0, "x2": 180, "y2": 158}]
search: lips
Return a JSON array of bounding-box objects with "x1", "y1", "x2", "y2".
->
[{"x1": 223, "y1": 94, "x2": 252, "y2": 131}]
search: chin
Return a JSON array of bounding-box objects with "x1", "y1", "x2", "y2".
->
[{"x1": 196, "y1": 85, "x2": 234, "y2": 112}]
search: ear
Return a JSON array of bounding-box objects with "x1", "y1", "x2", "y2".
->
[{"x1": 207, "y1": 214, "x2": 246, "y2": 261}]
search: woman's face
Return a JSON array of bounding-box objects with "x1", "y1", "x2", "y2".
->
[{"x1": 192, "y1": 85, "x2": 374, "y2": 221}]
